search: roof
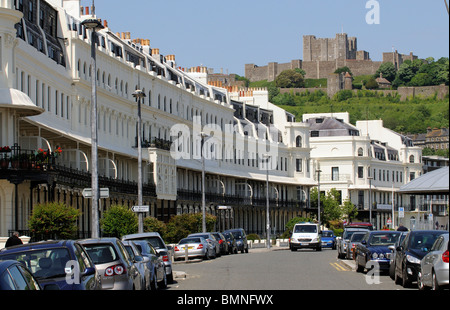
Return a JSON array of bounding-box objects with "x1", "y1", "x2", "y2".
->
[{"x1": 399, "y1": 167, "x2": 449, "y2": 194}]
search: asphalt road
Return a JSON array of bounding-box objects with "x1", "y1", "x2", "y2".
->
[{"x1": 169, "y1": 247, "x2": 411, "y2": 291}]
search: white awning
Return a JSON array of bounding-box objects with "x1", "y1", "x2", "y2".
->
[
  {"x1": 0, "y1": 88, "x2": 44, "y2": 116},
  {"x1": 399, "y1": 167, "x2": 449, "y2": 194}
]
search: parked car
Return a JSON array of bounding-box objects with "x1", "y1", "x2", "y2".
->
[
  {"x1": 389, "y1": 231, "x2": 409, "y2": 280},
  {"x1": 223, "y1": 231, "x2": 238, "y2": 254},
  {"x1": 418, "y1": 233, "x2": 449, "y2": 290},
  {"x1": 212, "y1": 232, "x2": 229, "y2": 255},
  {"x1": 79, "y1": 238, "x2": 142, "y2": 290},
  {"x1": 0, "y1": 260, "x2": 42, "y2": 290},
  {"x1": 321, "y1": 230, "x2": 336, "y2": 250},
  {"x1": 289, "y1": 222, "x2": 322, "y2": 251},
  {"x1": 224, "y1": 228, "x2": 248, "y2": 253},
  {"x1": 122, "y1": 241, "x2": 151, "y2": 290},
  {"x1": 188, "y1": 233, "x2": 221, "y2": 257},
  {"x1": 344, "y1": 222, "x2": 374, "y2": 230},
  {"x1": 337, "y1": 227, "x2": 370, "y2": 259},
  {"x1": 0, "y1": 240, "x2": 100, "y2": 290},
  {"x1": 174, "y1": 237, "x2": 214, "y2": 261},
  {"x1": 355, "y1": 231, "x2": 401, "y2": 273},
  {"x1": 122, "y1": 232, "x2": 173, "y2": 284},
  {"x1": 132, "y1": 240, "x2": 167, "y2": 289},
  {"x1": 346, "y1": 232, "x2": 366, "y2": 260},
  {"x1": 394, "y1": 230, "x2": 447, "y2": 288}
]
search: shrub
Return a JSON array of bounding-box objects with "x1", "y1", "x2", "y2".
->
[
  {"x1": 164, "y1": 213, "x2": 217, "y2": 243},
  {"x1": 247, "y1": 234, "x2": 261, "y2": 241},
  {"x1": 29, "y1": 202, "x2": 81, "y2": 240},
  {"x1": 101, "y1": 205, "x2": 138, "y2": 238},
  {"x1": 144, "y1": 216, "x2": 167, "y2": 237}
]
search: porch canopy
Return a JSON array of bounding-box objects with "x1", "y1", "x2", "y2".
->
[
  {"x1": 399, "y1": 167, "x2": 449, "y2": 195},
  {"x1": 0, "y1": 88, "x2": 44, "y2": 116}
]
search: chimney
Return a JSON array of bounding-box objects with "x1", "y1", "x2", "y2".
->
[
  {"x1": 85, "y1": 6, "x2": 89, "y2": 16},
  {"x1": 151, "y1": 48, "x2": 160, "y2": 56},
  {"x1": 103, "y1": 20, "x2": 108, "y2": 29}
]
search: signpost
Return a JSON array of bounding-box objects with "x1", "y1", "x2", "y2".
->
[
  {"x1": 82, "y1": 188, "x2": 110, "y2": 199},
  {"x1": 132, "y1": 205, "x2": 150, "y2": 213}
]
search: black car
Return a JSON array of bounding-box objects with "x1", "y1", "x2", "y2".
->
[
  {"x1": 223, "y1": 231, "x2": 238, "y2": 254},
  {"x1": 0, "y1": 240, "x2": 100, "y2": 290},
  {"x1": 212, "y1": 232, "x2": 229, "y2": 255},
  {"x1": 224, "y1": 228, "x2": 248, "y2": 253},
  {"x1": 355, "y1": 231, "x2": 401, "y2": 273},
  {"x1": 394, "y1": 230, "x2": 447, "y2": 288},
  {"x1": 0, "y1": 260, "x2": 42, "y2": 290}
]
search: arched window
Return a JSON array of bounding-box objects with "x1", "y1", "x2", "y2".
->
[
  {"x1": 409, "y1": 155, "x2": 415, "y2": 163},
  {"x1": 296, "y1": 136, "x2": 302, "y2": 148},
  {"x1": 358, "y1": 148, "x2": 364, "y2": 156}
]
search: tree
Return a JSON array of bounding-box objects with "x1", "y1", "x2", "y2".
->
[
  {"x1": 144, "y1": 216, "x2": 167, "y2": 237},
  {"x1": 29, "y1": 202, "x2": 81, "y2": 240},
  {"x1": 341, "y1": 199, "x2": 358, "y2": 223},
  {"x1": 364, "y1": 77, "x2": 379, "y2": 89},
  {"x1": 164, "y1": 213, "x2": 217, "y2": 243},
  {"x1": 375, "y1": 62, "x2": 396, "y2": 82},
  {"x1": 334, "y1": 67, "x2": 352, "y2": 76},
  {"x1": 274, "y1": 70, "x2": 305, "y2": 88},
  {"x1": 101, "y1": 205, "x2": 138, "y2": 238}
]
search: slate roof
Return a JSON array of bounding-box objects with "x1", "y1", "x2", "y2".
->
[{"x1": 399, "y1": 167, "x2": 449, "y2": 194}]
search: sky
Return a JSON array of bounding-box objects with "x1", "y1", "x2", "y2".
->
[{"x1": 82, "y1": 0, "x2": 450, "y2": 76}]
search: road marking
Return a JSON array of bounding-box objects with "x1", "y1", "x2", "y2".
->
[{"x1": 330, "y1": 262, "x2": 347, "y2": 271}]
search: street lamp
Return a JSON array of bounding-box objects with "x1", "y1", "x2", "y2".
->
[
  {"x1": 316, "y1": 169, "x2": 322, "y2": 230},
  {"x1": 263, "y1": 154, "x2": 271, "y2": 249},
  {"x1": 368, "y1": 176, "x2": 374, "y2": 227},
  {"x1": 200, "y1": 132, "x2": 208, "y2": 233},
  {"x1": 81, "y1": 16, "x2": 104, "y2": 238},
  {"x1": 133, "y1": 89, "x2": 146, "y2": 234}
]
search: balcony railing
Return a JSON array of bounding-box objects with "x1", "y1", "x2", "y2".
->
[{"x1": 177, "y1": 189, "x2": 309, "y2": 209}]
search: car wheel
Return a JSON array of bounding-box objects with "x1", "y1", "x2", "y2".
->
[
  {"x1": 245, "y1": 246, "x2": 249, "y2": 253},
  {"x1": 417, "y1": 271, "x2": 427, "y2": 290},
  {"x1": 432, "y1": 270, "x2": 440, "y2": 291},
  {"x1": 394, "y1": 267, "x2": 402, "y2": 285},
  {"x1": 402, "y1": 265, "x2": 411, "y2": 288},
  {"x1": 158, "y1": 270, "x2": 167, "y2": 289},
  {"x1": 150, "y1": 271, "x2": 158, "y2": 290},
  {"x1": 356, "y1": 257, "x2": 364, "y2": 273}
]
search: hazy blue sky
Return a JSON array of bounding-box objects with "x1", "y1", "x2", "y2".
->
[{"x1": 84, "y1": 0, "x2": 449, "y2": 76}]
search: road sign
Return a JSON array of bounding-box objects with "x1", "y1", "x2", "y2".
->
[
  {"x1": 132, "y1": 205, "x2": 150, "y2": 213},
  {"x1": 399, "y1": 207, "x2": 404, "y2": 218},
  {"x1": 82, "y1": 188, "x2": 110, "y2": 199}
]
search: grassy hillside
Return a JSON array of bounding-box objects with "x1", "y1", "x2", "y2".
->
[{"x1": 276, "y1": 90, "x2": 449, "y2": 134}]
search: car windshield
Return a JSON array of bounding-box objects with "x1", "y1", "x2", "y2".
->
[
  {"x1": 0, "y1": 248, "x2": 71, "y2": 280},
  {"x1": 294, "y1": 225, "x2": 317, "y2": 233},
  {"x1": 83, "y1": 244, "x2": 119, "y2": 265},
  {"x1": 192, "y1": 234, "x2": 211, "y2": 240},
  {"x1": 343, "y1": 230, "x2": 367, "y2": 239},
  {"x1": 322, "y1": 231, "x2": 334, "y2": 237},
  {"x1": 350, "y1": 233, "x2": 366, "y2": 242},
  {"x1": 229, "y1": 231, "x2": 242, "y2": 239},
  {"x1": 223, "y1": 232, "x2": 233, "y2": 240},
  {"x1": 135, "y1": 237, "x2": 165, "y2": 249},
  {"x1": 368, "y1": 233, "x2": 400, "y2": 246},
  {"x1": 410, "y1": 232, "x2": 444, "y2": 252},
  {"x1": 180, "y1": 238, "x2": 202, "y2": 245}
]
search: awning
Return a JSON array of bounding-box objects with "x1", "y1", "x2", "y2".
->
[
  {"x1": 399, "y1": 167, "x2": 449, "y2": 194},
  {"x1": 0, "y1": 88, "x2": 44, "y2": 116}
]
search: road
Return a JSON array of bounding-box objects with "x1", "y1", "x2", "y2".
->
[{"x1": 169, "y1": 247, "x2": 410, "y2": 291}]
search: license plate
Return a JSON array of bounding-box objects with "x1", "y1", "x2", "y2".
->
[
  {"x1": 188, "y1": 247, "x2": 194, "y2": 250},
  {"x1": 300, "y1": 243, "x2": 308, "y2": 246}
]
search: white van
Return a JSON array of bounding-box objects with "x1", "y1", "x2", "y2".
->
[{"x1": 289, "y1": 222, "x2": 322, "y2": 251}]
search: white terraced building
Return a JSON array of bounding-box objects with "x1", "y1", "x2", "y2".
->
[
  {"x1": 0, "y1": 0, "x2": 318, "y2": 240},
  {"x1": 0, "y1": 0, "x2": 427, "y2": 241}
]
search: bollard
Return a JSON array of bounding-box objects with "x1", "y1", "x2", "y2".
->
[{"x1": 185, "y1": 245, "x2": 188, "y2": 262}]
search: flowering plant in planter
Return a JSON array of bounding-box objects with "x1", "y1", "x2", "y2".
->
[{"x1": 0, "y1": 146, "x2": 11, "y2": 153}]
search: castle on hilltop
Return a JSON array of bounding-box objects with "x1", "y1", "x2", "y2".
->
[{"x1": 245, "y1": 33, "x2": 417, "y2": 82}]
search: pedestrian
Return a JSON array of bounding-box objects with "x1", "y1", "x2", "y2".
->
[
  {"x1": 5, "y1": 231, "x2": 23, "y2": 248},
  {"x1": 396, "y1": 224, "x2": 408, "y2": 232}
]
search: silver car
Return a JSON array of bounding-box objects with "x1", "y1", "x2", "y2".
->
[
  {"x1": 337, "y1": 228, "x2": 369, "y2": 259},
  {"x1": 188, "y1": 233, "x2": 220, "y2": 257},
  {"x1": 418, "y1": 233, "x2": 449, "y2": 290},
  {"x1": 174, "y1": 237, "x2": 214, "y2": 261},
  {"x1": 122, "y1": 232, "x2": 173, "y2": 284},
  {"x1": 132, "y1": 240, "x2": 167, "y2": 290},
  {"x1": 122, "y1": 241, "x2": 151, "y2": 290},
  {"x1": 80, "y1": 238, "x2": 143, "y2": 290}
]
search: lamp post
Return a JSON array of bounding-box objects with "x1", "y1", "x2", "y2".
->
[
  {"x1": 368, "y1": 176, "x2": 373, "y2": 227},
  {"x1": 263, "y1": 154, "x2": 271, "y2": 249},
  {"x1": 81, "y1": 17, "x2": 104, "y2": 238},
  {"x1": 132, "y1": 89, "x2": 146, "y2": 234},
  {"x1": 316, "y1": 169, "x2": 322, "y2": 229},
  {"x1": 200, "y1": 132, "x2": 208, "y2": 233}
]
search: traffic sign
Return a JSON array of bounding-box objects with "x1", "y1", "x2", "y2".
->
[
  {"x1": 132, "y1": 205, "x2": 150, "y2": 213},
  {"x1": 82, "y1": 188, "x2": 110, "y2": 199},
  {"x1": 399, "y1": 207, "x2": 404, "y2": 218}
]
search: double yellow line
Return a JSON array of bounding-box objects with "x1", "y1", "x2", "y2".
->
[{"x1": 330, "y1": 262, "x2": 348, "y2": 271}]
